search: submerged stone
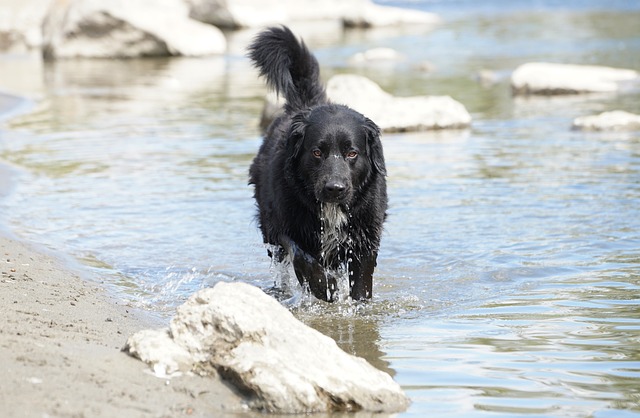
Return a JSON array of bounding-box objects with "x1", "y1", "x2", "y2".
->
[
  {"x1": 124, "y1": 282, "x2": 410, "y2": 413},
  {"x1": 572, "y1": 110, "x2": 640, "y2": 132}
]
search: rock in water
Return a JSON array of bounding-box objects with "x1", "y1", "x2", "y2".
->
[
  {"x1": 42, "y1": 0, "x2": 226, "y2": 59},
  {"x1": 186, "y1": 0, "x2": 440, "y2": 29},
  {"x1": 326, "y1": 74, "x2": 471, "y2": 132},
  {"x1": 0, "y1": 0, "x2": 51, "y2": 53},
  {"x1": 125, "y1": 282, "x2": 410, "y2": 413},
  {"x1": 572, "y1": 110, "x2": 640, "y2": 132},
  {"x1": 261, "y1": 74, "x2": 471, "y2": 132},
  {"x1": 511, "y1": 62, "x2": 639, "y2": 95}
]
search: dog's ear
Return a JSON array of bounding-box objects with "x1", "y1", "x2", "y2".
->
[
  {"x1": 287, "y1": 112, "x2": 308, "y2": 160},
  {"x1": 364, "y1": 118, "x2": 386, "y2": 176}
]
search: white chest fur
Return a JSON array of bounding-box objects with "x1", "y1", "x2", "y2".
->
[{"x1": 320, "y1": 203, "x2": 349, "y2": 263}]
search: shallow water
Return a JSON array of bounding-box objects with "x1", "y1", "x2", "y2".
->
[{"x1": 1, "y1": 1, "x2": 640, "y2": 416}]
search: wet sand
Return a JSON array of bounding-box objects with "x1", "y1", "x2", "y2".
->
[{"x1": 0, "y1": 231, "x2": 245, "y2": 417}]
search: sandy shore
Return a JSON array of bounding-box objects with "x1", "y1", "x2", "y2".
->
[
  {"x1": 0, "y1": 69, "x2": 256, "y2": 417},
  {"x1": 0, "y1": 231, "x2": 246, "y2": 417},
  {"x1": 0, "y1": 93, "x2": 243, "y2": 418},
  {"x1": 0, "y1": 87, "x2": 246, "y2": 417}
]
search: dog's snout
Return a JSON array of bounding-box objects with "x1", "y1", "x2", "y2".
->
[{"x1": 324, "y1": 181, "x2": 346, "y2": 196}]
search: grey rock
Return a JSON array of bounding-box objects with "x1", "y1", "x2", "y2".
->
[
  {"x1": 123, "y1": 329, "x2": 193, "y2": 377},
  {"x1": 348, "y1": 47, "x2": 405, "y2": 66},
  {"x1": 0, "y1": 0, "x2": 52, "y2": 53},
  {"x1": 511, "y1": 62, "x2": 639, "y2": 95},
  {"x1": 42, "y1": 0, "x2": 226, "y2": 59},
  {"x1": 260, "y1": 74, "x2": 471, "y2": 132},
  {"x1": 342, "y1": 1, "x2": 441, "y2": 28},
  {"x1": 125, "y1": 282, "x2": 410, "y2": 414},
  {"x1": 186, "y1": 0, "x2": 440, "y2": 29},
  {"x1": 326, "y1": 74, "x2": 471, "y2": 132},
  {"x1": 572, "y1": 110, "x2": 640, "y2": 131}
]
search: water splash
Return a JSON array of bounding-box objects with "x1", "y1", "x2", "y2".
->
[
  {"x1": 130, "y1": 266, "x2": 237, "y2": 314},
  {"x1": 320, "y1": 203, "x2": 352, "y2": 303},
  {"x1": 264, "y1": 244, "x2": 315, "y2": 308},
  {"x1": 267, "y1": 203, "x2": 357, "y2": 306}
]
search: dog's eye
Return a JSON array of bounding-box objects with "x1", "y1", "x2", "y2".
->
[
  {"x1": 312, "y1": 149, "x2": 322, "y2": 158},
  {"x1": 346, "y1": 151, "x2": 358, "y2": 159}
]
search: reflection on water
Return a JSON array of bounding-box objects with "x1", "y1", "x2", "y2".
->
[
  {"x1": 1, "y1": 2, "x2": 640, "y2": 417},
  {"x1": 301, "y1": 311, "x2": 396, "y2": 379},
  {"x1": 391, "y1": 271, "x2": 640, "y2": 416}
]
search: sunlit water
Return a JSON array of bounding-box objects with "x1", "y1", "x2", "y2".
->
[{"x1": 1, "y1": 1, "x2": 639, "y2": 416}]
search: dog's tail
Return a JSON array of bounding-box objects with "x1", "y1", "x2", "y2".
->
[{"x1": 248, "y1": 26, "x2": 327, "y2": 113}]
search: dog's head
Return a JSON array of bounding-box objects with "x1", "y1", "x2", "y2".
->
[{"x1": 286, "y1": 104, "x2": 386, "y2": 206}]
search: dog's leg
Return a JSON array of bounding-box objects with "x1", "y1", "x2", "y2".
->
[
  {"x1": 349, "y1": 252, "x2": 377, "y2": 300},
  {"x1": 267, "y1": 245, "x2": 287, "y2": 263},
  {"x1": 279, "y1": 235, "x2": 337, "y2": 302}
]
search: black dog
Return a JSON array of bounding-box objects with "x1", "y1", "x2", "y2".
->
[{"x1": 248, "y1": 26, "x2": 387, "y2": 302}]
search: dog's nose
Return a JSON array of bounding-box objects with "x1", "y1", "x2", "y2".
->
[{"x1": 324, "y1": 181, "x2": 346, "y2": 197}]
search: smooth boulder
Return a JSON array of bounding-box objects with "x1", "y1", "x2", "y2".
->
[
  {"x1": 0, "y1": 0, "x2": 52, "y2": 53},
  {"x1": 261, "y1": 75, "x2": 471, "y2": 132},
  {"x1": 349, "y1": 47, "x2": 405, "y2": 66},
  {"x1": 186, "y1": 0, "x2": 440, "y2": 29},
  {"x1": 572, "y1": 110, "x2": 640, "y2": 132},
  {"x1": 124, "y1": 282, "x2": 410, "y2": 414},
  {"x1": 42, "y1": 0, "x2": 226, "y2": 59},
  {"x1": 511, "y1": 62, "x2": 639, "y2": 95},
  {"x1": 326, "y1": 74, "x2": 471, "y2": 132},
  {"x1": 342, "y1": 1, "x2": 441, "y2": 28}
]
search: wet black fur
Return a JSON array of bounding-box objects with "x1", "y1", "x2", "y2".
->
[{"x1": 248, "y1": 26, "x2": 387, "y2": 301}]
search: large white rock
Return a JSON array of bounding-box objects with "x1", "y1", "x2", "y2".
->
[
  {"x1": 511, "y1": 62, "x2": 639, "y2": 95},
  {"x1": 348, "y1": 47, "x2": 405, "y2": 66},
  {"x1": 572, "y1": 110, "x2": 640, "y2": 132},
  {"x1": 125, "y1": 282, "x2": 410, "y2": 414},
  {"x1": 124, "y1": 329, "x2": 193, "y2": 377},
  {"x1": 342, "y1": 2, "x2": 441, "y2": 28},
  {"x1": 42, "y1": 0, "x2": 226, "y2": 59},
  {"x1": 186, "y1": 0, "x2": 440, "y2": 29},
  {"x1": 326, "y1": 74, "x2": 471, "y2": 132},
  {"x1": 0, "y1": 0, "x2": 53, "y2": 53}
]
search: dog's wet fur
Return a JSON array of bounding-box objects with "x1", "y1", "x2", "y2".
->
[{"x1": 248, "y1": 26, "x2": 387, "y2": 302}]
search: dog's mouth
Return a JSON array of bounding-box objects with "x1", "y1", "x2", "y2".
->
[{"x1": 318, "y1": 193, "x2": 348, "y2": 204}]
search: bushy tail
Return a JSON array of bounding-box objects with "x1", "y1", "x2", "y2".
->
[{"x1": 248, "y1": 26, "x2": 327, "y2": 113}]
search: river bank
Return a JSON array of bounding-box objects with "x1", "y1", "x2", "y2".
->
[
  {"x1": 0, "y1": 228, "x2": 247, "y2": 417},
  {"x1": 0, "y1": 92, "x2": 245, "y2": 417}
]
